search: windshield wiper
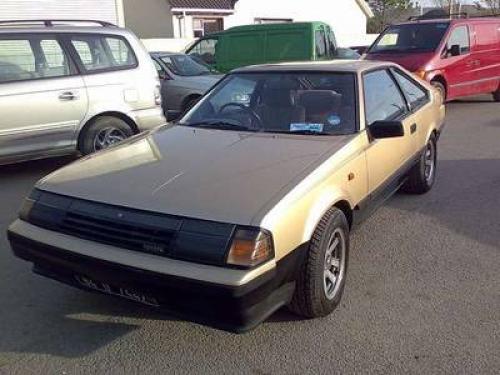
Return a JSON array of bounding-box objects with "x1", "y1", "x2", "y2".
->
[
  {"x1": 179, "y1": 120, "x2": 255, "y2": 132},
  {"x1": 263, "y1": 129, "x2": 331, "y2": 136}
]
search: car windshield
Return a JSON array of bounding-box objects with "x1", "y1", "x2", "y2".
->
[
  {"x1": 160, "y1": 54, "x2": 215, "y2": 76},
  {"x1": 369, "y1": 22, "x2": 450, "y2": 53},
  {"x1": 178, "y1": 73, "x2": 357, "y2": 135}
]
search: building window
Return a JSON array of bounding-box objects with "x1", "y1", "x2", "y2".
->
[
  {"x1": 254, "y1": 18, "x2": 293, "y2": 24},
  {"x1": 193, "y1": 18, "x2": 224, "y2": 38}
]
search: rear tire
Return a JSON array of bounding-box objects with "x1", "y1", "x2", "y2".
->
[
  {"x1": 402, "y1": 135, "x2": 437, "y2": 194},
  {"x1": 288, "y1": 207, "x2": 349, "y2": 318},
  {"x1": 79, "y1": 116, "x2": 134, "y2": 155}
]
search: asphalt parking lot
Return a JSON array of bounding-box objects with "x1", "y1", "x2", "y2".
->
[{"x1": 0, "y1": 96, "x2": 499, "y2": 375}]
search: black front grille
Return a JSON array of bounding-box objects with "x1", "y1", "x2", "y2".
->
[
  {"x1": 61, "y1": 211, "x2": 175, "y2": 255},
  {"x1": 26, "y1": 190, "x2": 235, "y2": 266}
]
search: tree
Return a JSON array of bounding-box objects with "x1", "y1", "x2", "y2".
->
[
  {"x1": 367, "y1": 0, "x2": 416, "y2": 33},
  {"x1": 478, "y1": 0, "x2": 500, "y2": 14}
]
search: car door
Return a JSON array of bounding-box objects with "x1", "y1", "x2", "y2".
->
[
  {"x1": 0, "y1": 34, "x2": 87, "y2": 160},
  {"x1": 362, "y1": 68, "x2": 418, "y2": 196},
  {"x1": 391, "y1": 68, "x2": 433, "y2": 149},
  {"x1": 442, "y1": 24, "x2": 478, "y2": 98}
]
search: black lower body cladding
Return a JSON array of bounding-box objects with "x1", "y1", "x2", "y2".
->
[{"x1": 8, "y1": 231, "x2": 308, "y2": 332}]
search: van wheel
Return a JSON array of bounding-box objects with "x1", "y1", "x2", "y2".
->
[
  {"x1": 288, "y1": 207, "x2": 349, "y2": 318},
  {"x1": 79, "y1": 116, "x2": 134, "y2": 155},
  {"x1": 402, "y1": 135, "x2": 437, "y2": 194},
  {"x1": 431, "y1": 81, "x2": 446, "y2": 104},
  {"x1": 493, "y1": 89, "x2": 500, "y2": 102}
]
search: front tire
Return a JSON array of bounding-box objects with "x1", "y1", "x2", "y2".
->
[
  {"x1": 402, "y1": 135, "x2": 437, "y2": 194},
  {"x1": 288, "y1": 207, "x2": 349, "y2": 318},
  {"x1": 79, "y1": 116, "x2": 134, "y2": 155},
  {"x1": 493, "y1": 88, "x2": 500, "y2": 102},
  {"x1": 431, "y1": 81, "x2": 446, "y2": 104}
]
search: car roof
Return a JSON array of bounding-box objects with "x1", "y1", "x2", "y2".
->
[
  {"x1": 0, "y1": 22, "x2": 132, "y2": 37},
  {"x1": 232, "y1": 60, "x2": 396, "y2": 74},
  {"x1": 150, "y1": 51, "x2": 183, "y2": 57},
  {"x1": 393, "y1": 16, "x2": 499, "y2": 27}
]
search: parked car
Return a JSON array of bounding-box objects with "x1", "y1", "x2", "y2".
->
[
  {"x1": 186, "y1": 22, "x2": 347, "y2": 73},
  {"x1": 364, "y1": 15, "x2": 500, "y2": 102},
  {"x1": 0, "y1": 19, "x2": 165, "y2": 166},
  {"x1": 150, "y1": 52, "x2": 222, "y2": 120},
  {"x1": 8, "y1": 60, "x2": 445, "y2": 332}
]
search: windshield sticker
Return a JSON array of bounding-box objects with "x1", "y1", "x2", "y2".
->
[
  {"x1": 436, "y1": 23, "x2": 448, "y2": 29},
  {"x1": 327, "y1": 115, "x2": 342, "y2": 127},
  {"x1": 290, "y1": 123, "x2": 324, "y2": 132}
]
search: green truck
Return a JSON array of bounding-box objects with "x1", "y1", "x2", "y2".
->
[{"x1": 186, "y1": 22, "x2": 356, "y2": 73}]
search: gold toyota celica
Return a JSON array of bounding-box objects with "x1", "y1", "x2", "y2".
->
[{"x1": 8, "y1": 61, "x2": 445, "y2": 331}]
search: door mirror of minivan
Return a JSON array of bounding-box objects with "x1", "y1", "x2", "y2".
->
[
  {"x1": 369, "y1": 120, "x2": 405, "y2": 139},
  {"x1": 449, "y1": 44, "x2": 461, "y2": 57}
]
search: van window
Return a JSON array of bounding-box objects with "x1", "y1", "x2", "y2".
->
[
  {"x1": 363, "y1": 69, "x2": 407, "y2": 125},
  {"x1": 0, "y1": 37, "x2": 70, "y2": 83},
  {"x1": 392, "y1": 69, "x2": 428, "y2": 108},
  {"x1": 188, "y1": 38, "x2": 218, "y2": 65},
  {"x1": 315, "y1": 29, "x2": 327, "y2": 58},
  {"x1": 370, "y1": 22, "x2": 449, "y2": 53},
  {"x1": 446, "y1": 26, "x2": 470, "y2": 55},
  {"x1": 70, "y1": 35, "x2": 137, "y2": 72}
]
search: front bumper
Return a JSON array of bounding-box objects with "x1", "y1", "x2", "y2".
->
[{"x1": 8, "y1": 222, "x2": 301, "y2": 332}]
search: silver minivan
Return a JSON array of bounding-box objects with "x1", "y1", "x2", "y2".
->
[{"x1": 0, "y1": 20, "x2": 166, "y2": 165}]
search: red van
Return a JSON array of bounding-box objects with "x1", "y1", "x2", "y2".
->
[{"x1": 364, "y1": 16, "x2": 500, "y2": 102}]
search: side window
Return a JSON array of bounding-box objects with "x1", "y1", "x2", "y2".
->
[
  {"x1": 188, "y1": 38, "x2": 218, "y2": 65},
  {"x1": 446, "y1": 26, "x2": 470, "y2": 55},
  {"x1": 327, "y1": 30, "x2": 337, "y2": 57},
  {"x1": 0, "y1": 37, "x2": 70, "y2": 83},
  {"x1": 363, "y1": 69, "x2": 407, "y2": 126},
  {"x1": 392, "y1": 69, "x2": 428, "y2": 108},
  {"x1": 39, "y1": 39, "x2": 70, "y2": 78},
  {"x1": 315, "y1": 29, "x2": 327, "y2": 59},
  {"x1": 70, "y1": 35, "x2": 137, "y2": 72},
  {"x1": 0, "y1": 39, "x2": 36, "y2": 82}
]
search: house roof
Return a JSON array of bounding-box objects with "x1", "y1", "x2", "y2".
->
[{"x1": 169, "y1": 0, "x2": 237, "y2": 10}]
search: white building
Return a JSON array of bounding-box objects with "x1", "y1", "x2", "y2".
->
[
  {"x1": 0, "y1": 0, "x2": 374, "y2": 48},
  {"x1": 226, "y1": 0, "x2": 374, "y2": 46}
]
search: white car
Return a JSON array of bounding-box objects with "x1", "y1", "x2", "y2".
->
[{"x1": 0, "y1": 19, "x2": 166, "y2": 165}]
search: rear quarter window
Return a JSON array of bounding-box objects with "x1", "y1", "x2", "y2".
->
[{"x1": 69, "y1": 34, "x2": 137, "y2": 73}]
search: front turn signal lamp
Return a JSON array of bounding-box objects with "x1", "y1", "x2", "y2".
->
[
  {"x1": 227, "y1": 228, "x2": 274, "y2": 268},
  {"x1": 414, "y1": 69, "x2": 427, "y2": 80}
]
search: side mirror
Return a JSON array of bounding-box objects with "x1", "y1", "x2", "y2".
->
[
  {"x1": 158, "y1": 70, "x2": 171, "y2": 80},
  {"x1": 449, "y1": 44, "x2": 461, "y2": 57},
  {"x1": 369, "y1": 120, "x2": 405, "y2": 139}
]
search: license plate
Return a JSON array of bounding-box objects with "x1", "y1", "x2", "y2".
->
[{"x1": 75, "y1": 275, "x2": 159, "y2": 307}]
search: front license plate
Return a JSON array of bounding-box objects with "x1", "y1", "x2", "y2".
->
[{"x1": 75, "y1": 275, "x2": 159, "y2": 307}]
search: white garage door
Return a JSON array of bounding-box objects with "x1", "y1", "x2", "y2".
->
[{"x1": 0, "y1": 0, "x2": 119, "y2": 25}]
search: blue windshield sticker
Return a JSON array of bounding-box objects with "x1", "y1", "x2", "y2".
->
[
  {"x1": 290, "y1": 123, "x2": 324, "y2": 132},
  {"x1": 327, "y1": 115, "x2": 341, "y2": 126}
]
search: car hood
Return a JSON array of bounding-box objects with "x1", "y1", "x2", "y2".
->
[
  {"x1": 37, "y1": 126, "x2": 350, "y2": 225},
  {"x1": 175, "y1": 74, "x2": 223, "y2": 90},
  {"x1": 364, "y1": 52, "x2": 434, "y2": 71}
]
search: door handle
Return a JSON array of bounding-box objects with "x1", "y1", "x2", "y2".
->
[
  {"x1": 58, "y1": 91, "x2": 79, "y2": 101},
  {"x1": 466, "y1": 60, "x2": 480, "y2": 68},
  {"x1": 410, "y1": 123, "x2": 417, "y2": 134}
]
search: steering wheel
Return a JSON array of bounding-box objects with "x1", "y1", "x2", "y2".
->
[{"x1": 218, "y1": 102, "x2": 263, "y2": 129}]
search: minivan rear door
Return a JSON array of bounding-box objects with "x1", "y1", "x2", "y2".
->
[
  {"x1": 0, "y1": 34, "x2": 87, "y2": 161},
  {"x1": 469, "y1": 21, "x2": 500, "y2": 94}
]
